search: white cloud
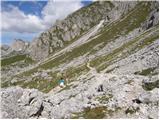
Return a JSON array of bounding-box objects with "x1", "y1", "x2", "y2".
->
[
  {"x1": 2, "y1": 6, "x2": 45, "y2": 33},
  {"x1": 42, "y1": 0, "x2": 83, "y2": 28},
  {"x1": 1, "y1": 0, "x2": 83, "y2": 33}
]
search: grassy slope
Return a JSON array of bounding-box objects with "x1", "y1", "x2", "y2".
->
[
  {"x1": 93, "y1": 27, "x2": 158, "y2": 72},
  {"x1": 2, "y1": 64, "x2": 89, "y2": 93},
  {"x1": 1, "y1": 54, "x2": 34, "y2": 67}
]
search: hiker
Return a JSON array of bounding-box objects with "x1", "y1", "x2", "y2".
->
[{"x1": 59, "y1": 77, "x2": 65, "y2": 88}]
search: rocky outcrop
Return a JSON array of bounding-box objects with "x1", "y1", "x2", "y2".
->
[
  {"x1": 1, "y1": 72, "x2": 159, "y2": 119},
  {"x1": 1, "y1": 87, "x2": 25, "y2": 118},
  {"x1": 1, "y1": 39, "x2": 30, "y2": 59},
  {"x1": 0, "y1": 44, "x2": 12, "y2": 57},
  {"x1": 0, "y1": 87, "x2": 44, "y2": 118},
  {"x1": 141, "y1": 2, "x2": 159, "y2": 30},
  {"x1": 11, "y1": 39, "x2": 30, "y2": 52}
]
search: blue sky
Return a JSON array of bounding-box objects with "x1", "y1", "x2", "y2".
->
[
  {"x1": 1, "y1": 0, "x2": 92, "y2": 45},
  {"x1": 1, "y1": 1, "x2": 47, "y2": 17}
]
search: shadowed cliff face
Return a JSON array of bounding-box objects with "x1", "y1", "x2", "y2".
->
[{"x1": 0, "y1": 1, "x2": 159, "y2": 119}]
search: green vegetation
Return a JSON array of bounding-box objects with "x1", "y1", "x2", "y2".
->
[
  {"x1": 142, "y1": 80, "x2": 159, "y2": 91},
  {"x1": 1, "y1": 81, "x2": 10, "y2": 88},
  {"x1": 2, "y1": 71, "x2": 58, "y2": 93},
  {"x1": 15, "y1": 77, "x2": 59, "y2": 93},
  {"x1": 1, "y1": 54, "x2": 34, "y2": 67},
  {"x1": 72, "y1": 106, "x2": 122, "y2": 119},
  {"x1": 24, "y1": 56, "x2": 35, "y2": 64},
  {"x1": 95, "y1": 94, "x2": 113, "y2": 103},
  {"x1": 65, "y1": 65, "x2": 89, "y2": 80},
  {"x1": 19, "y1": 68, "x2": 38, "y2": 77},
  {"x1": 2, "y1": 64, "x2": 89, "y2": 93},
  {"x1": 72, "y1": 106, "x2": 111, "y2": 119},
  {"x1": 125, "y1": 107, "x2": 140, "y2": 114},
  {"x1": 134, "y1": 67, "x2": 157, "y2": 76},
  {"x1": 91, "y1": 27, "x2": 158, "y2": 72},
  {"x1": 22, "y1": 79, "x2": 58, "y2": 93}
]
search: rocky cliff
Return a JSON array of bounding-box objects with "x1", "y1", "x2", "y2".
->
[
  {"x1": 28, "y1": 1, "x2": 138, "y2": 61},
  {"x1": 0, "y1": 1, "x2": 159, "y2": 119},
  {"x1": 11, "y1": 39, "x2": 30, "y2": 52}
]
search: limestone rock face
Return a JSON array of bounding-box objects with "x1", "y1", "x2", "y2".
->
[
  {"x1": 11, "y1": 39, "x2": 30, "y2": 52},
  {"x1": 1, "y1": 87, "x2": 25, "y2": 118},
  {"x1": 0, "y1": 87, "x2": 44, "y2": 119},
  {"x1": 142, "y1": 4, "x2": 159, "y2": 30}
]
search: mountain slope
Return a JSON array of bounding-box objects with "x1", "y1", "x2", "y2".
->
[{"x1": 1, "y1": 1, "x2": 159, "y2": 119}]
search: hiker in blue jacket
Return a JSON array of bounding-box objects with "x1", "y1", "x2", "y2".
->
[{"x1": 59, "y1": 77, "x2": 65, "y2": 88}]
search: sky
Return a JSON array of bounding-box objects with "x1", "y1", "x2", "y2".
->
[{"x1": 1, "y1": 0, "x2": 93, "y2": 45}]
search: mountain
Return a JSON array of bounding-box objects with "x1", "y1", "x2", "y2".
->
[
  {"x1": 11, "y1": 39, "x2": 30, "y2": 52},
  {"x1": 0, "y1": 1, "x2": 159, "y2": 119},
  {"x1": 1, "y1": 44, "x2": 12, "y2": 57}
]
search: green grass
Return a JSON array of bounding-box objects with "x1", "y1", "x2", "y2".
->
[
  {"x1": 3, "y1": 64, "x2": 90, "y2": 93},
  {"x1": 72, "y1": 106, "x2": 112, "y2": 119},
  {"x1": 24, "y1": 56, "x2": 35, "y2": 64},
  {"x1": 25, "y1": 65, "x2": 88, "y2": 93},
  {"x1": 1, "y1": 81, "x2": 10, "y2": 88},
  {"x1": 1, "y1": 54, "x2": 34, "y2": 67},
  {"x1": 14, "y1": 77, "x2": 59, "y2": 93},
  {"x1": 72, "y1": 106, "x2": 122, "y2": 119},
  {"x1": 134, "y1": 67, "x2": 157, "y2": 76},
  {"x1": 1, "y1": 70, "x2": 59, "y2": 93},
  {"x1": 19, "y1": 68, "x2": 38, "y2": 77},
  {"x1": 64, "y1": 65, "x2": 90, "y2": 80}
]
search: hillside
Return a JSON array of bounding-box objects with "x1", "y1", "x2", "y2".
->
[{"x1": 1, "y1": 1, "x2": 159, "y2": 119}]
